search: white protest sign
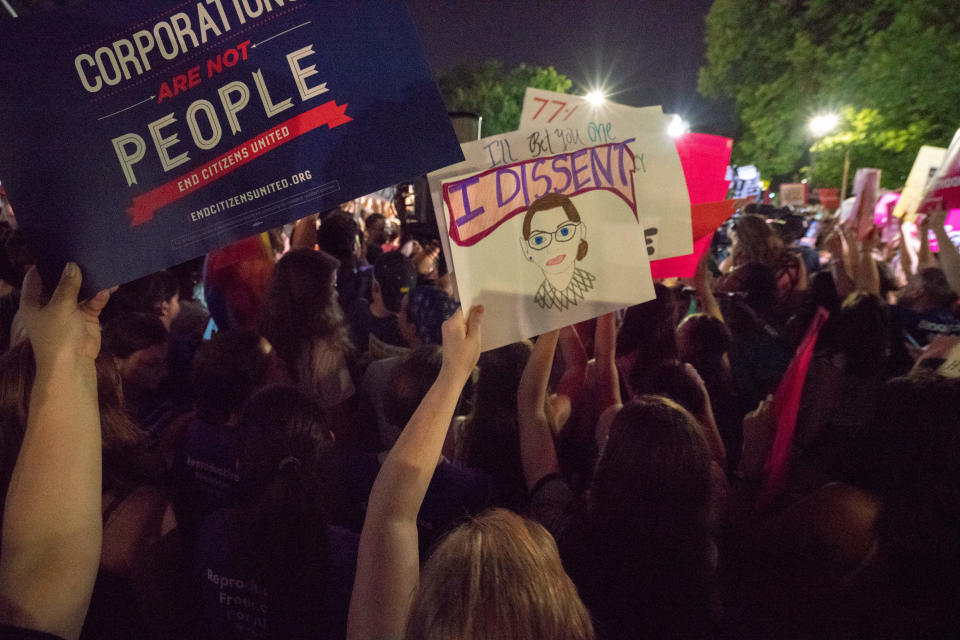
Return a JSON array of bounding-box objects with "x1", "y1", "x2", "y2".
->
[
  {"x1": 428, "y1": 112, "x2": 669, "y2": 351},
  {"x1": 892, "y1": 145, "x2": 947, "y2": 222},
  {"x1": 518, "y1": 88, "x2": 692, "y2": 260}
]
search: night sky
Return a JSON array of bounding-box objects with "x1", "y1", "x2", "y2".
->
[{"x1": 408, "y1": 0, "x2": 735, "y2": 136}]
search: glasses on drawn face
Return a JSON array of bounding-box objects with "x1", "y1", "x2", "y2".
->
[{"x1": 527, "y1": 221, "x2": 580, "y2": 250}]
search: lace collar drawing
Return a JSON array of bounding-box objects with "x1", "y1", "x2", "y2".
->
[{"x1": 534, "y1": 268, "x2": 597, "y2": 310}]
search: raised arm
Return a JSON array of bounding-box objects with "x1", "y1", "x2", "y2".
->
[
  {"x1": 693, "y1": 252, "x2": 723, "y2": 322},
  {"x1": 853, "y1": 232, "x2": 881, "y2": 296},
  {"x1": 930, "y1": 208, "x2": 960, "y2": 295},
  {"x1": 518, "y1": 330, "x2": 561, "y2": 492},
  {"x1": 554, "y1": 325, "x2": 587, "y2": 399},
  {"x1": 347, "y1": 306, "x2": 482, "y2": 640},
  {"x1": 0, "y1": 264, "x2": 112, "y2": 640},
  {"x1": 593, "y1": 312, "x2": 623, "y2": 452}
]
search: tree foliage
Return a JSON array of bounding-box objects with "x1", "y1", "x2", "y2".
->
[
  {"x1": 699, "y1": 0, "x2": 960, "y2": 190},
  {"x1": 437, "y1": 61, "x2": 572, "y2": 137}
]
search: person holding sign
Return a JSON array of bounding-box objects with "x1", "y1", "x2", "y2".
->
[{"x1": 521, "y1": 193, "x2": 596, "y2": 311}]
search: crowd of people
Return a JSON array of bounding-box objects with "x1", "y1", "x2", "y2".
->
[{"x1": 0, "y1": 196, "x2": 958, "y2": 639}]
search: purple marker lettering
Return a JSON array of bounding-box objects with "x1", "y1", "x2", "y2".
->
[
  {"x1": 570, "y1": 148, "x2": 591, "y2": 191},
  {"x1": 449, "y1": 175, "x2": 486, "y2": 226}
]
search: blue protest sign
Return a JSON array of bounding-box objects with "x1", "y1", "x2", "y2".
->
[{"x1": 0, "y1": 0, "x2": 462, "y2": 291}]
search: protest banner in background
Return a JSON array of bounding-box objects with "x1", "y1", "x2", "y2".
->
[
  {"x1": 649, "y1": 199, "x2": 741, "y2": 279},
  {"x1": 673, "y1": 133, "x2": 733, "y2": 205},
  {"x1": 847, "y1": 168, "x2": 881, "y2": 240},
  {"x1": 427, "y1": 109, "x2": 684, "y2": 350},
  {"x1": 518, "y1": 88, "x2": 692, "y2": 261},
  {"x1": 918, "y1": 130, "x2": 960, "y2": 216},
  {"x1": 817, "y1": 188, "x2": 840, "y2": 210},
  {"x1": 728, "y1": 165, "x2": 762, "y2": 200},
  {"x1": 893, "y1": 145, "x2": 947, "y2": 221},
  {"x1": 0, "y1": 0, "x2": 463, "y2": 292},
  {"x1": 779, "y1": 183, "x2": 807, "y2": 206}
]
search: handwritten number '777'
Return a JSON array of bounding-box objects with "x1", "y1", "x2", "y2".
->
[{"x1": 531, "y1": 98, "x2": 579, "y2": 123}]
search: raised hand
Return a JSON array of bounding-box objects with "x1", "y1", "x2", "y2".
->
[
  {"x1": 440, "y1": 305, "x2": 483, "y2": 382},
  {"x1": 20, "y1": 263, "x2": 112, "y2": 368}
]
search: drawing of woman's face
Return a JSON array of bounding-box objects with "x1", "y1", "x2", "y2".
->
[{"x1": 523, "y1": 206, "x2": 583, "y2": 276}]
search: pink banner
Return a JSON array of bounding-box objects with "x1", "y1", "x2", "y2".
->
[{"x1": 674, "y1": 133, "x2": 733, "y2": 205}]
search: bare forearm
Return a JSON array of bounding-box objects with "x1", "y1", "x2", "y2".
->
[
  {"x1": 518, "y1": 331, "x2": 561, "y2": 490},
  {"x1": 594, "y1": 314, "x2": 621, "y2": 409},
  {"x1": 934, "y1": 227, "x2": 960, "y2": 295},
  {"x1": 367, "y1": 367, "x2": 467, "y2": 523},
  {"x1": 0, "y1": 362, "x2": 101, "y2": 639}
]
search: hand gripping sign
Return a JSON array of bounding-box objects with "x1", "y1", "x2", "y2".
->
[{"x1": 0, "y1": 0, "x2": 462, "y2": 293}]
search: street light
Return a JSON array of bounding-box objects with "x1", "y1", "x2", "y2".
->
[
  {"x1": 808, "y1": 113, "x2": 839, "y2": 137},
  {"x1": 584, "y1": 90, "x2": 606, "y2": 106},
  {"x1": 667, "y1": 114, "x2": 689, "y2": 137},
  {"x1": 808, "y1": 112, "x2": 850, "y2": 202}
]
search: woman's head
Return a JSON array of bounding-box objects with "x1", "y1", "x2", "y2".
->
[
  {"x1": 616, "y1": 283, "x2": 678, "y2": 365},
  {"x1": 102, "y1": 312, "x2": 169, "y2": 391},
  {"x1": 676, "y1": 313, "x2": 731, "y2": 363},
  {"x1": 592, "y1": 396, "x2": 711, "y2": 534},
  {"x1": 732, "y1": 214, "x2": 775, "y2": 266},
  {"x1": 816, "y1": 291, "x2": 890, "y2": 378},
  {"x1": 521, "y1": 193, "x2": 588, "y2": 276},
  {"x1": 191, "y1": 329, "x2": 279, "y2": 426},
  {"x1": 0, "y1": 341, "x2": 155, "y2": 501},
  {"x1": 406, "y1": 508, "x2": 594, "y2": 640},
  {"x1": 383, "y1": 346, "x2": 443, "y2": 434},
  {"x1": 461, "y1": 341, "x2": 533, "y2": 509},
  {"x1": 258, "y1": 248, "x2": 350, "y2": 368}
]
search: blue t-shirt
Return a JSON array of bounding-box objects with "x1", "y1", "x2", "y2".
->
[
  {"x1": 194, "y1": 509, "x2": 358, "y2": 640},
  {"x1": 339, "y1": 450, "x2": 493, "y2": 552},
  {"x1": 891, "y1": 304, "x2": 960, "y2": 346},
  {"x1": 169, "y1": 415, "x2": 244, "y2": 540}
]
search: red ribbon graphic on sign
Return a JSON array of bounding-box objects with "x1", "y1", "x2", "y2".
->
[{"x1": 126, "y1": 100, "x2": 353, "y2": 226}]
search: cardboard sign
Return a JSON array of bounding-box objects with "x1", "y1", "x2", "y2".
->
[
  {"x1": 918, "y1": 130, "x2": 960, "y2": 215},
  {"x1": 728, "y1": 165, "x2": 762, "y2": 200},
  {"x1": 0, "y1": 0, "x2": 463, "y2": 291},
  {"x1": 847, "y1": 168, "x2": 881, "y2": 240},
  {"x1": 893, "y1": 145, "x2": 947, "y2": 221},
  {"x1": 817, "y1": 188, "x2": 840, "y2": 210},
  {"x1": 779, "y1": 183, "x2": 807, "y2": 206},
  {"x1": 427, "y1": 112, "x2": 676, "y2": 350},
  {"x1": 518, "y1": 88, "x2": 692, "y2": 261}
]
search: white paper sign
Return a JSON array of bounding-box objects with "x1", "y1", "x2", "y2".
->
[
  {"x1": 518, "y1": 88, "x2": 692, "y2": 260},
  {"x1": 428, "y1": 109, "x2": 678, "y2": 350}
]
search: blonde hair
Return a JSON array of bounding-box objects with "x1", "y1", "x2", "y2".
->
[{"x1": 405, "y1": 508, "x2": 595, "y2": 640}]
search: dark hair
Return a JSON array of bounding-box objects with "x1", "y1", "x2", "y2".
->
[
  {"x1": 677, "y1": 313, "x2": 731, "y2": 362},
  {"x1": 373, "y1": 251, "x2": 417, "y2": 313},
  {"x1": 191, "y1": 329, "x2": 271, "y2": 425},
  {"x1": 258, "y1": 249, "x2": 352, "y2": 376},
  {"x1": 732, "y1": 213, "x2": 775, "y2": 266},
  {"x1": 523, "y1": 192, "x2": 588, "y2": 260},
  {"x1": 816, "y1": 292, "x2": 890, "y2": 378},
  {"x1": 629, "y1": 361, "x2": 707, "y2": 418},
  {"x1": 460, "y1": 341, "x2": 533, "y2": 510},
  {"x1": 0, "y1": 226, "x2": 32, "y2": 288},
  {"x1": 232, "y1": 385, "x2": 336, "y2": 634},
  {"x1": 718, "y1": 261, "x2": 779, "y2": 321},
  {"x1": 581, "y1": 396, "x2": 713, "y2": 637},
  {"x1": 105, "y1": 270, "x2": 178, "y2": 321},
  {"x1": 616, "y1": 283, "x2": 678, "y2": 362},
  {"x1": 102, "y1": 312, "x2": 168, "y2": 359},
  {"x1": 863, "y1": 373, "x2": 960, "y2": 621},
  {"x1": 918, "y1": 267, "x2": 958, "y2": 309},
  {"x1": 383, "y1": 346, "x2": 443, "y2": 429},
  {"x1": 316, "y1": 210, "x2": 360, "y2": 265},
  {"x1": 404, "y1": 285, "x2": 458, "y2": 345},
  {"x1": 0, "y1": 342, "x2": 159, "y2": 519}
]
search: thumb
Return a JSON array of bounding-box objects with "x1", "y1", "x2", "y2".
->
[
  {"x1": 466, "y1": 305, "x2": 484, "y2": 337},
  {"x1": 49, "y1": 262, "x2": 82, "y2": 307},
  {"x1": 21, "y1": 266, "x2": 45, "y2": 310}
]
